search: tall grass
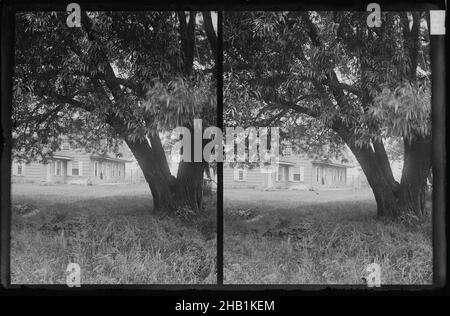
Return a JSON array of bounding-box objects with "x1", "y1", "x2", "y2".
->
[
  {"x1": 11, "y1": 185, "x2": 216, "y2": 284},
  {"x1": 224, "y1": 190, "x2": 432, "y2": 285}
]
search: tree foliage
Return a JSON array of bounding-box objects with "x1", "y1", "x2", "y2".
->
[
  {"x1": 224, "y1": 11, "x2": 432, "y2": 217},
  {"x1": 224, "y1": 11, "x2": 430, "y2": 148},
  {"x1": 13, "y1": 11, "x2": 216, "y2": 161},
  {"x1": 371, "y1": 81, "x2": 431, "y2": 141}
]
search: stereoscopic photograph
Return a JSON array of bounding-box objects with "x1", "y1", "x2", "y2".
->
[
  {"x1": 223, "y1": 11, "x2": 433, "y2": 284},
  {"x1": 10, "y1": 10, "x2": 217, "y2": 284},
  {"x1": 1, "y1": 1, "x2": 445, "y2": 294}
]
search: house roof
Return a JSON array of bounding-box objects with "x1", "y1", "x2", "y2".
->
[
  {"x1": 90, "y1": 155, "x2": 133, "y2": 163},
  {"x1": 51, "y1": 155, "x2": 73, "y2": 160},
  {"x1": 276, "y1": 160, "x2": 296, "y2": 166},
  {"x1": 312, "y1": 160, "x2": 352, "y2": 168}
]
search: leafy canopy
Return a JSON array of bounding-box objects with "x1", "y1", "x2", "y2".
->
[
  {"x1": 13, "y1": 11, "x2": 216, "y2": 162},
  {"x1": 224, "y1": 11, "x2": 430, "y2": 155}
]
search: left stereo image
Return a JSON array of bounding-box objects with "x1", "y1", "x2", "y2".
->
[{"x1": 9, "y1": 10, "x2": 217, "y2": 284}]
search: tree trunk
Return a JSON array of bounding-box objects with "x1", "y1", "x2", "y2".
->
[
  {"x1": 398, "y1": 136, "x2": 432, "y2": 216},
  {"x1": 101, "y1": 12, "x2": 209, "y2": 216},
  {"x1": 172, "y1": 124, "x2": 209, "y2": 215},
  {"x1": 349, "y1": 144, "x2": 399, "y2": 218},
  {"x1": 175, "y1": 161, "x2": 205, "y2": 214},
  {"x1": 125, "y1": 136, "x2": 205, "y2": 216},
  {"x1": 348, "y1": 136, "x2": 431, "y2": 218}
]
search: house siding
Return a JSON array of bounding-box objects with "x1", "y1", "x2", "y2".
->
[
  {"x1": 280, "y1": 156, "x2": 314, "y2": 189},
  {"x1": 11, "y1": 162, "x2": 45, "y2": 183},
  {"x1": 223, "y1": 166, "x2": 265, "y2": 189},
  {"x1": 61, "y1": 149, "x2": 92, "y2": 184},
  {"x1": 11, "y1": 148, "x2": 128, "y2": 185},
  {"x1": 223, "y1": 155, "x2": 350, "y2": 190}
]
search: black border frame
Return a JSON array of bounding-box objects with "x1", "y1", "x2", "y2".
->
[{"x1": 0, "y1": 0, "x2": 447, "y2": 298}]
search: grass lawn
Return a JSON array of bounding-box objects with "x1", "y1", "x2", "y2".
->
[
  {"x1": 11, "y1": 183, "x2": 216, "y2": 284},
  {"x1": 224, "y1": 188, "x2": 432, "y2": 285}
]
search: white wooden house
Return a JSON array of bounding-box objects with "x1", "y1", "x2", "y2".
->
[
  {"x1": 224, "y1": 149, "x2": 351, "y2": 190},
  {"x1": 12, "y1": 139, "x2": 131, "y2": 185}
]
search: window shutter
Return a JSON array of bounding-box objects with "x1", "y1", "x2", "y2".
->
[
  {"x1": 79, "y1": 161, "x2": 83, "y2": 176},
  {"x1": 289, "y1": 167, "x2": 294, "y2": 182},
  {"x1": 300, "y1": 166, "x2": 305, "y2": 181},
  {"x1": 67, "y1": 161, "x2": 72, "y2": 176}
]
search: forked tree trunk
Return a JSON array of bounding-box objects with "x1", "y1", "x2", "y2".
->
[
  {"x1": 348, "y1": 137, "x2": 431, "y2": 218},
  {"x1": 125, "y1": 136, "x2": 205, "y2": 216},
  {"x1": 172, "y1": 126, "x2": 209, "y2": 215}
]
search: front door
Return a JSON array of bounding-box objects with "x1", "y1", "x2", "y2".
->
[
  {"x1": 267, "y1": 171, "x2": 273, "y2": 188},
  {"x1": 45, "y1": 163, "x2": 52, "y2": 182},
  {"x1": 99, "y1": 162, "x2": 105, "y2": 181}
]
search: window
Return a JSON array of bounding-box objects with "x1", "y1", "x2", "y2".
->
[
  {"x1": 293, "y1": 167, "x2": 300, "y2": 182},
  {"x1": 17, "y1": 164, "x2": 23, "y2": 175},
  {"x1": 69, "y1": 161, "x2": 75, "y2": 176},
  {"x1": 118, "y1": 164, "x2": 122, "y2": 177},
  {"x1": 291, "y1": 166, "x2": 305, "y2": 182},
  {"x1": 94, "y1": 161, "x2": 98, "y2": 177},
  {"x1": 283, "y1": 147, "x2": 292, "y2": 157},
  {"x1": 316, "y1": 167, "x2": 319, "y2": 182},
  {"x1": 61, "y1": 137, "x2": 70, "y2": 151},
  {"x1": 233, "y1": 167, "x2": 247, "y2": 181},
  {"x1": 71, "y1": 161, "x2": 80, "y2": 176},
  {"x1": 67, "y1": 161, "x2": 83, "y2": 177}
]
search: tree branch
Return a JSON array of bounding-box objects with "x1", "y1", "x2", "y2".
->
[
  {"x1": 260, "y1": 109, "x2": 289, "y2": 127},
  {"x1": 301, "y1": 11, "x2": 321, "y2": 46},
  {"x1": 81, "y1": 11, "x2": 125, "y2": 101},
  {"x1": 177, "y1": 11, "x2": 196, "y2": 75},
  {"x1": 202, "y1": 11, "x2": 217, "y2": 58},
  {"x1": 300, "y1": 12, "x2": 362, "y2": 101},
  {"x1": 373, "y1": 138, "x2": 397, "y2": 186}
]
